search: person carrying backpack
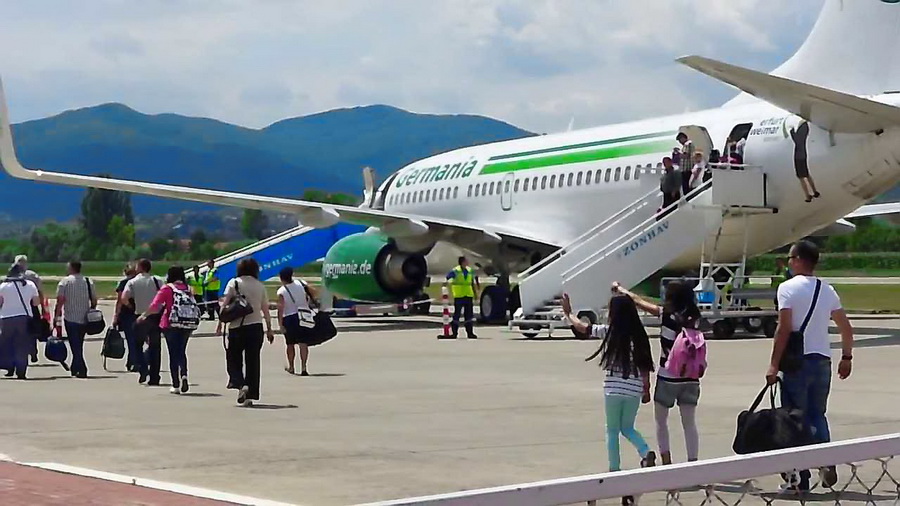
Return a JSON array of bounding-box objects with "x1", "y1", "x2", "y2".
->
[
  {"x1": 137, "y1": 266, "x2": 200, "y2": 395},
  {"x1": 615, "y1": 280, "x2": 704, "y2": 465}
]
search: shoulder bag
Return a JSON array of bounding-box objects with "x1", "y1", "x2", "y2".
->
[
  {"x1": 84, "y1": 277, "x2": 106, "y2": 336},
  {"x1": 778, "y1": 279, "x2": 821, "y2": 373},
  {"x1": 302, "y1": 282, "x2": 337, "y2": 346},
  {"x1": 285, "y1": 283, "x2": 316, "y2": 329},
  {"x1": 219, "y1": 279, "x2": 254, "y2": 324},
  {"x1": 12, "y1": 280, "x2": 50, "y2": 341}
]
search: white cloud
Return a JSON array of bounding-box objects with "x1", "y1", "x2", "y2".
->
[{"x1": 0, "y1": 0, "x2": 823, "y2": 132}]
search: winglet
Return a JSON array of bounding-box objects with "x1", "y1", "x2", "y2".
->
[
  {"x1": 677, "y1": 55, "x2": 900, "y2": 134},
  {"x1": 0, "y1": 76, "x2": 38, "y2": 181}
]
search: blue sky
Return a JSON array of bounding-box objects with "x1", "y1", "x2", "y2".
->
[{"x1": 0, "y1": 0, "x2": 823, "y2": 133}]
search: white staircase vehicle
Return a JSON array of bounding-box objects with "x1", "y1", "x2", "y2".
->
[{"x1": 511, "y1": 167, "x2": 771, "y2": 336}]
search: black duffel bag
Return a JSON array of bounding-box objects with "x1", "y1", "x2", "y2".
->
[
  {"x1": 733, "y1": 380, "x2": 813, "y2": 455},
  {"x1": 307, "y1": 311, "x2": 337, "y2": 347}
]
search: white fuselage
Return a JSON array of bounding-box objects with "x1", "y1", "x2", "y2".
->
[{"x1": 378, "y1": 96, "x2": 900, "y2": 272}]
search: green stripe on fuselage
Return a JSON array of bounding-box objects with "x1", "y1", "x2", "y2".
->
[
  {"x1": 480, "y1": 139, "x2": 674, "y2": 175},
  {"x1": 487, "y1": 130, "x2": 678, "y2": 162}
]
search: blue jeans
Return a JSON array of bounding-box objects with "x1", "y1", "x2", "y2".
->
[
  {"x1": 781, "y1": 355, "x2": 832, "y2": 444},
  {"x1": 163, "y1": 328, "x2": 190, "y2": 387},
  {"x1": 64, "y1": 321, "x2": 88, "y2": 376},
  {"x1": 605, "y1": 395, "x2": 650, "y2": 472},
  {"x1": 2, "y1": 316, "x2": 32, "y2": 377}
]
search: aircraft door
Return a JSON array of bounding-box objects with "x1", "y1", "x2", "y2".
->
[
  {"x1": 500, "y1": 172, "x2": 514, "y2": 211},
  {"x1": 677, "y1": 125, "x2": 714, "y2": 163}
]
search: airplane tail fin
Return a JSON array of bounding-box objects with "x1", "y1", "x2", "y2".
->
[{"x1": 727, "y1": 0, "x2": 900, "y2": 105}]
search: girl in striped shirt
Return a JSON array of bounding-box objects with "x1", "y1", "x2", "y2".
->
[{"x1": 563, "y1": 293, "x2": 657, "y2": 478}]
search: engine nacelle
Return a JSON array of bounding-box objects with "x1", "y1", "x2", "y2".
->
[{"x1": 322, "y1": 232, "x2": 427, "y2": 302}]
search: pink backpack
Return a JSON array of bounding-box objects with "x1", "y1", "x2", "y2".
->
[{"x1": 665, "y1": 328, "x2": 707, "y2": 379}]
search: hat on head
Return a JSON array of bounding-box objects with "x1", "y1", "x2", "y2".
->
[{"x1": 14, "y1": 255, "x2": 27, "y2": 265}]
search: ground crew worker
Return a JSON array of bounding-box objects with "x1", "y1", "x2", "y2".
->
[
  {"x1": 446, "y1": 256, "x2": 479, "y2": 339},
  {"x1": 203, "y1": 259, "x2": 221, "y2": 321},
  {"x1": 188, "y1": 265, "x2": 206, "y2": 307},
  {"x1": 771, "y1": 257, "x2": 793, "y2": 308}
]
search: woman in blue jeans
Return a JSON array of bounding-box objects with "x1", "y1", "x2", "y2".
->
[
  {"x1": 564, "y1": 292, "x2": 656, "y2": 504},
  {"x1": 138, "y1": 266, "x2": 195, "y2": 395}
]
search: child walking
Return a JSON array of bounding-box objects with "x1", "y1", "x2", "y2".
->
[{"x1": 563, "y1": 292, "x2": 656, "y2": 477}]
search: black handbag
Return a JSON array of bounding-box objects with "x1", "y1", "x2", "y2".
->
[
  {"x1": 12, "y1": 281, "x2": 49, "y2": 341},
  {"x1": 779, "y1": 279, "x2": 821, "y2": 373},
  {"x1": 101, "y1": 327, "x2": 126, "y2": 360},
  {"x1": 219, "y1": 280, "x2": 254, "y2": 324},
  {"x1": 308, "y1": 311, "x2": 337, "y2": 346},
  {"x1": 733, "y1": 380, "x2": 812, "y2": 455}
]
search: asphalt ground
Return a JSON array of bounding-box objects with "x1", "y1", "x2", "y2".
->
[{"x1": 1, "y1": 302, "x2": 899, "y2": 505}]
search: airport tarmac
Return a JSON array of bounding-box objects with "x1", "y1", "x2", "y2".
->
[{"x1": 1, "y1": 303, "x2": 899, "y2": 505}]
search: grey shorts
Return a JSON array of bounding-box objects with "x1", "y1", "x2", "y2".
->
[{"x1": 654, "y1": 378, "x2": 700, "y2": 408}]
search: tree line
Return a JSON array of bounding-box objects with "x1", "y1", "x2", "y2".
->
[{"x1": 0, "y1": 181, "x2": 360, "y2": 263}]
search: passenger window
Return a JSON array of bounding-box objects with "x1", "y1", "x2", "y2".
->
[
  {"x1": 514, "y1": 179, "x2": 520, "y2": 192},
  {"x1": 635, "y1": 165, "x2": 642, "y2": 180},
  {"x1": 605, "y1": 168, "x2": 611, "y2": 183},
  {"x1": 549, "y1": 174, "x2": 556, "y2": 188},
  {"x1": 577, "y1": 172, "x2": 583, "y2": 186},
  {"x1": 567, "y1": 173, "x2": 574, "y2": 186},
  {"x1": 614, "y1": 167, "x2": 621, "y2": 182},
  {"x1": 624, "y1": 166, "x2": 631, "y2": 180},
  {"x1": 474, "y1": 184, "x2": 480, "y2": 197},
  {"x1": 489, "y1": 181, "x2": 495, "y2": 195},
  {"x1": 482, "y1": 183, "x2": 488, "y2": 196},
  {"x1": 504, "y1": 180, "x2": 511, "y2": 193},
  {"x1": 467, "y1": 185, "x2": 473, "y2": 198},
  {"x1": 453, "y1": 187, "x2": 459, "y2": 199},
  {"x1": 532, "y1": 178, "x2": 538, "y2": 191},
  {"x1": 439, "y1": 188, "x2": 445, "y2": 200},
  {"x1": 595, "y1": 169, "x2": 602, "y2": 184},
  {"x1": 523, "y1": 178, "x2": 529, "y2": 192},
  {"x1": 419, "y1": 190, "x2": 424, "y2": 202},
  {"x1": 541, "y1": 176, "x2": 547, "y2": 190}
]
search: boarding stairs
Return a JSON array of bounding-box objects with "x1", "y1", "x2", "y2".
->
[
  {"x1": 197, "y1": 222, "x2": 364, "y2": 290},
  {"x1": 509, "y1": 168, "x2": 773, "y2": 337}
]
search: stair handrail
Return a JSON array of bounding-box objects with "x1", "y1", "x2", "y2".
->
[
  {"x1": 519, "y1": 187, "x2": 660, "y2": 280},
  {"x1": 561, "y1": 178, "x2": 715, "y2": 282},
  {"x1": 198, "y1": 224, "x2": 314, "y2": 271}
]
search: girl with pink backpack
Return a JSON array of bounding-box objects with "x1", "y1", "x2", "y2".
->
[
  {"x1": 563, "y1": 292, "x2": 657, "y2": 483},
  {"x1": 614, "y1": 280, "x2": 705, "y2": 466}
]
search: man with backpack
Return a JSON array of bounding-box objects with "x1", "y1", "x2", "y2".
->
[
  {"x1": 123, "y1": 259, "x2": 164, "y2": 385},
  {"x1": 766, "y1": 241, "x2": 855, "y2": 491}
]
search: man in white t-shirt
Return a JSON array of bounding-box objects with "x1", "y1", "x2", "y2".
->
[{"x1": 766, "y1": 240, "x2": 854, "y2": 491}]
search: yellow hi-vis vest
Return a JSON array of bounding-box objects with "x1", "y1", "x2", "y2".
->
[
  {"x1": 187, "y1": 274, "x2": 205, "y2": 294},
  {"x1": 204, "y1": 268, "x2": 221, "y2": 291},
  {"x1": 449, "y1": 266, "x2": 475, "y2": 299}
]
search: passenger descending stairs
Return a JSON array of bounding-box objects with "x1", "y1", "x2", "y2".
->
[{"x1": 510, "y1": 170, "x2": 773, "y2": 336}]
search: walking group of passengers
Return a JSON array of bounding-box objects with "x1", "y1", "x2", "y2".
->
[
  {"x1": 0, "y1": 255, "x2": 320, "y2": 408},
  {"x1": 564, "y1": 240, "x2": 856, "y2": 502}
]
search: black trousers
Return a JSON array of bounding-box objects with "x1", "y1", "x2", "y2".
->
[
  {"x1": 135, "y1": 318, "x2": 162, "y2": 384},
  {"x1": 226, "y1": 323, "x2": 264, "y2": 400},
  {"x1": 451, "y1": 297, "x2": 475, "y2": 336}
]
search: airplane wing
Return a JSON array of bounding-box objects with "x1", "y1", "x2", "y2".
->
[
  {"x1": 0, "y1": 78, "x2": 557, "y2": 255},
  {"x1": 845, "y1": 202, "x2": 900, "y2": 220},
  {"x1": 677, "y1": 55, "x2": 900, "y2": 134}
]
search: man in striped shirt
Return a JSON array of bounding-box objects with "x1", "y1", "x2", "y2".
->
[{"x1": 55, "y1": 261, "x2": 97, "y2": 378}]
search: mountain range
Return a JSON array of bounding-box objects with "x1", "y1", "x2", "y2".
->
[{"x1": 4, "y1": 103, "x2": 534, "y2": 220}]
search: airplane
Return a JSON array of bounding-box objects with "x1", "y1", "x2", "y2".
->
[{"x1": 1, "y1": 0, "x2": 900, "y2": 329}]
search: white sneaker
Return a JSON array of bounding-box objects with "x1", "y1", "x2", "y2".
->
[{"x1": 169, "y1": 387, "x2": 181, "y2": 395}]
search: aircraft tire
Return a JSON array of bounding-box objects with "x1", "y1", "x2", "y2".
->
[{"x1": 479, "y1": 285, "x2": 509, "y2": 323}]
